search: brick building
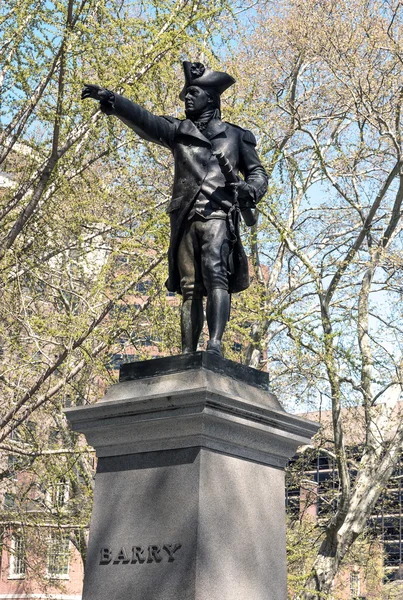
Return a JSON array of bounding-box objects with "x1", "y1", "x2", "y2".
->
[{"x1": 286, "y1": 406, "x2": 403, "y2": 599}]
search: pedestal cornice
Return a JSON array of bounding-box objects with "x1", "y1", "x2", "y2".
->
[{"x1": 65, "y1": 353, "x2": 319, "y2": 468}]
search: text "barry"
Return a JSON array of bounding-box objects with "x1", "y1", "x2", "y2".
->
[{"x1": 100, "y1": 544, "x2": 182, "y2": 565}]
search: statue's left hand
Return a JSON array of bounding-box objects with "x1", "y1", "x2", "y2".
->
[{"x1": 226, "y1": 180, "x2": 256, "y2": 207}]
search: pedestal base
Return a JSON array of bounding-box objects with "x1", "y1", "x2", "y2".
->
[{"x1": 83, "y1": 448, "x2": 286, "y2": 600}]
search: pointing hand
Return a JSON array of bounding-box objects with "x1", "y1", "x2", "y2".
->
[
  {"x1": 81, "y1": 84, "x2": 115, "y2": 114},
  {"x1": 81, "y1": 84, "x2": 113, "y2": 103}
]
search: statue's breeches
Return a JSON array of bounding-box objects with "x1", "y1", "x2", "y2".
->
[{"x1": 177, "y1": 217, "x2": 231, "y2": 300}]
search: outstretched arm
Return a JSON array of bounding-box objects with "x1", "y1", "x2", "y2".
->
[{"x1": 81, "y1": 84, "x2": 177, "y2": 149}]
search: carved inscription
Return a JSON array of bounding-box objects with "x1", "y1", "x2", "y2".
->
[{"x1": 100, "y1": 544, "x2": 182, "y2": 565}]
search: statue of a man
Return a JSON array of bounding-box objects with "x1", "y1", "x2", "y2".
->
[{"x1": 82, "y1": 61, "x2": 268, "y2": 356}]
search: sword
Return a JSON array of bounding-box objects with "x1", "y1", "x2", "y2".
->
[{"x1": 214, "y1": 151, "x2": 257, "y2": 227}]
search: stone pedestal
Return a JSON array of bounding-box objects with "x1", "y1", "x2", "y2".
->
[{"x1": 65, "y1": 352, "x2": 318, "y2": 600}]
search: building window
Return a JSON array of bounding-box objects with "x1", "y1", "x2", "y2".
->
[
  {"x1": 140, "y1": 335, "x2": 154, "y2": 347},
  {"x1": 4, "y1": 492, "x2": 16, "y2": 508},
  {"x1": 48, "y1": 427, "x2": 61, "y2": 447},
  {"x1": 134, "y1": 280, "x2": 151, "y2": 293},
  {"x1": 47, "y1": 533, "x2": 70, "y2": 578},
  {"x1": 350, "y1": 571, "x2": 360, "y2": 598},
  {"x1": 47, "y1": 481, "x2": 69, "y2": 510},
  {"x1": 107, "y1": 353, "x2": 123, "y2": 369},
  {"x1": 9, "y1": 421, "x2": 36, "y2": 442},
  {"x1": 9, "y1": 428, "x2": 21, "y2": 442},
  {"x1": 7, "y1": 455, "x2": 18, "y2": 481},
  {"x1": 106, "y1": 352, "x2": 138, "y2": 370},
  {"x1": 9, "y1": 534, "x2": 26, "y2": 578}
]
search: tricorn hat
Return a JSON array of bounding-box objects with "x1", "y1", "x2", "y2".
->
[{"x1": 179, "y1": 61, "x2": 235, "y2": 101}]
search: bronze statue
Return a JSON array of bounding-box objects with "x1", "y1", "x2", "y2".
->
[{"x1": 82, "y1": 62, "x2": 268, "y2": 356}]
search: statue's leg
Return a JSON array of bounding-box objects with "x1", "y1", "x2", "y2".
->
[
  {"x1": 206, "y1": 288, "x2": 230, "y2": 354},
  {"x1": 200, "y1": 219, "x2": 231, "y2": 356},
  {"x1": 181, "y1": 298, "x2": 204, "y2": 353},
  {"x1": 177, "y1": 220, "x2": 205, "y2": 353}
]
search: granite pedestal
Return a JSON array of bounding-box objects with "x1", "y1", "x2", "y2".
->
[{"x1": 65, "y1": 352, "x2": 318, "y2": 600}]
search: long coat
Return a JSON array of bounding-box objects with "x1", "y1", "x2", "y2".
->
[{"x1": 109, "y1": 93, "x2": 268, "y2": 294}]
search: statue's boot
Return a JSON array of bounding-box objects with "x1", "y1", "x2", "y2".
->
[
  {"x1": 181, "y1": 297, "x2": 203, "y2": 353},
  {"x1": 206, "y1": 288, "x2": 230, "y2": 356},
  {"x1": 206, "y1": 339, "x2": 223, "y2": 356}
]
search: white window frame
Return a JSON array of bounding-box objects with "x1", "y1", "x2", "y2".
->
[
  {"x1": 46, "y1": 481, "x2": 69, "y2": 511},
  {"x1": 46, "y1": 533, "x2": 70, "y2": 580},
  {"x1": 8, "y1": 534, "x2": 26, "y2": 579},
  {"x1": 350, "y1": 570, "x2": 360, "y2": 598},
  {"x1": 7, "y1": 455, "x2": 18, "y2": 482}
]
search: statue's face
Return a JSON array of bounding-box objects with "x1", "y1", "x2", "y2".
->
[{"x1": 184, "y1": 86, "x2": 212, "y2": 116}]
